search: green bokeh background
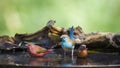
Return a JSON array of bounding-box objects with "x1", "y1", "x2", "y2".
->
[{"x1": 0, "y1": 0, "x2": 120, "y2": 36}]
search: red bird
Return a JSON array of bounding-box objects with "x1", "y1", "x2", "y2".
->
[
  {"x1": 77, "y1": 44, "x2": 88, "y2": 58},
  {"x1": 26, "y1": 43, "x2": 52, "y2": 57}
]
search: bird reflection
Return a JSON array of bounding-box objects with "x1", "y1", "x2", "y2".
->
[
  {"x1": 59, "y1": 56, "x2": 76, "y2": 66},
  {"x1": 76, "y1": 57, "x2": 88, "y2": 65},
  {"x1": 29, "y1": 57, "x2": 50, "y2": 66}
]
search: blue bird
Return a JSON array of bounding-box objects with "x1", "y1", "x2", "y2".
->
[{"x1": 60, "y1": 35, "x2": 75, "y2": 56}]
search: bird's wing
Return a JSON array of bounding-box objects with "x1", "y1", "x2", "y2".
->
[
  {"x1": 68, "y1": 39, "x2": 75, "y2": 46},
  {"x1": 35, "y1": 45, "x2": 47, "y2": 53}
]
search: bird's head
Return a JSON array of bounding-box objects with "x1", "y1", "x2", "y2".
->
[
  {"x1": 78, "y1": 44, "x2": 87, "y2": 50},
  {"x1": 46, "y1": 20, "x2": 56, "y2": 26},
  {"x1": 26, "y1": 43, "x2": 35, "y2": 49},
  {"x1": 60, "y1": 35, "x2": 69, "y2": 42}
]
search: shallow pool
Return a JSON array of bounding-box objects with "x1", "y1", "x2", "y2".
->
[{"x1": 0, "y1": 49, "x2": 120, "y2": 67}]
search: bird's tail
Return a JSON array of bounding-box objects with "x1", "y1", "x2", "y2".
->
[{"x1": 69, "y1": 26, "x2": 74, "y2": 40}]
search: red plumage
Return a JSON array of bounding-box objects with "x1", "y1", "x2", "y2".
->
[{"x1": 27, "y1": 43, "x2": 52, "y2": 57}]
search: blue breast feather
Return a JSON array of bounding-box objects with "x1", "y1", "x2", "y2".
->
[{"x1": 61, "y1": 41, "x2": 74, "y2": 49}]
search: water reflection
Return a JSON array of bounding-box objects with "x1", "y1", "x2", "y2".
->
[
  {"x1": 58, "y1": 56, "x2": 76, "y2": 67},
  {"x1": 0, "y1": 50, "x2": 120, "y2": 67},
  {"x1": 76, "y1": 58, "x2": 88, "y2": 65},
  {"x1": 29, "y1": 57, "x2": 50, "y2": 66},
  {"x1": 0, "y1": 54, "x2": 15, "y2": 64}
]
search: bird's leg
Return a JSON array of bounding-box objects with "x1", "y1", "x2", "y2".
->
[
  {"x1": 71, "y1": 48, "x2": 74, "y2": 60},
  {"x1": 71, "y1": 48, "x2": 74, "y2": 57}
]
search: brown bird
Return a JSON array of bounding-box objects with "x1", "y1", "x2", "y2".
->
[
  {"x1": 77, "y1": 44, "x2": 88, "y2": 58},
  {"x1": 26, "y1": 43, "x2": 52, "y2": 57}
]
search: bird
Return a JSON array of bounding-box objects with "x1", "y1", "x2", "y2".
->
[
  {"x1": 60, "y1": 35, "x2": 75, "y2": 56},
  {"x1": 77, "y1": 44, "x2": 88, "y2": 58},
  {"x1": 60, "y1": 26, "x2": 75, "y2": 56},
  {"x1": 26, "y1": 43, "x2": 52, "y2": 57}
]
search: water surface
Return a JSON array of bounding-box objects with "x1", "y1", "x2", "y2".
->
[{"x1": 0, "y1": 49, "x2": 120, "y2": 67}]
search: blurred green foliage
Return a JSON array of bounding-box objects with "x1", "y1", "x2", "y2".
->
[{"x1": 0, "y1": 0, "x2": 120, "y2": 36}]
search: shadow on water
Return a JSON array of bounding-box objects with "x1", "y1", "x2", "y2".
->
[{"x1": 0, "y1": 49, "x2": 120, "y2": 67}]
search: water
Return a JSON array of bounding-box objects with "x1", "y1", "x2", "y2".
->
[{"x1": 0, "y1": 49, "x2": 120, "y2": 67}]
